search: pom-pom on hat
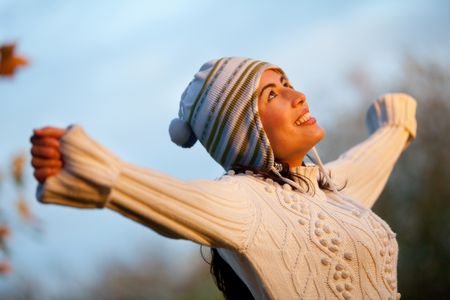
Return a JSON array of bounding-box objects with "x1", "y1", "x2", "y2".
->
[{"x1": 169, "y1": 57, "x2": 282, "y2": 171}]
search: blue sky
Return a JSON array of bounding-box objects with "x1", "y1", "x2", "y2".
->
[{"x1": 0, "y1": 0, "x2": 449, "y2": 296}]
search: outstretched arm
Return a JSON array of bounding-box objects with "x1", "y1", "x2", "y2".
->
[
  {"x1": 33, "y1": 126, "x2": 255, "y2": 250},
  {"x1": 324, "y1": 93, "x2": 417, "y2": 208}
]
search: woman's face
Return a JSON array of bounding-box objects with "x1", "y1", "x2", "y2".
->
[{"x1": 258, "y1": 69, "x2": 325, "y2": 167}]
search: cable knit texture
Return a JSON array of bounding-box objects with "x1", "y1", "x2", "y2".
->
[{"x1": 37, "y1": 93, "x2": 416, "y2": 299}]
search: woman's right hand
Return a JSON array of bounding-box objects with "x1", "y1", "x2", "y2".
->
[{"x1": 30, "y1": 127, "x2": 66, "y2": 183}]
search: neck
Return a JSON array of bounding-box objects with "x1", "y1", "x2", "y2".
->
[{"x1": 283, "y1": 154, "x2": 307, "y2": 169}]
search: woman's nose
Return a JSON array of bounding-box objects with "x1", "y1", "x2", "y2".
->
[{"x1": 287, "y1": 89, "x2": 306, "y2": 107}]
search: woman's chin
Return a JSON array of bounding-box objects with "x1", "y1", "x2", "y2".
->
[
  {"x1": 309, "y1": 125, "x2": 325, "y2": 144},
  {"x1": 317, "y1": 127, "x2": 326, "y2": 141}
]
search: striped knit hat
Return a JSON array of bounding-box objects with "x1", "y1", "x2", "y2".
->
[{"x1": 169, "y1": 57, "x2": 281, "y2": 171}]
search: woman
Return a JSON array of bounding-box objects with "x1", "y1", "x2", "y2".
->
[{"x1": 31, "y1": 57, "x2": 416, "y2": 299}]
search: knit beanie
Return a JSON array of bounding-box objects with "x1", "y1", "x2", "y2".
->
[{"x1": 169, "y1": 57, "x2": 281, "y2": 171}]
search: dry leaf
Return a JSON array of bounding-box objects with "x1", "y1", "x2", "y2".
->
[
  {"x1": 0, "y1": 43, "x2": 28, "y2": 77},
  {"x1": 0, "y1": 261, "x2": 11, "y2": 275},
  {"x1": 17, "y1": 197, "x2": 34, "y2": 222},
  {"x1": 0, "y1": 225, "x2": 10, "y2": 238},
  {"x1": 11, "y1": 153, "x2": 26, "y2": 187}
]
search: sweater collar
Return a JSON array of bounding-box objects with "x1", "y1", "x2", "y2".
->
[{"x1": 289, "y1": 163, "x2": 321, "y2": 194}]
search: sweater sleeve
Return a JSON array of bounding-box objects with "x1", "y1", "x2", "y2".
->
[
  {"x1": 324, "y1": 93, "x2": 417, "y2": 208},
  {"x1": 37, "y1": 125, "x2": 255, "y2": 250}
]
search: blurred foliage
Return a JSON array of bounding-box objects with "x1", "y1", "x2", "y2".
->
[
  {"x1": 0, "y1": 43, "x2": 28, "y2": 77},
  {"x1": 0, "y1": 151, "x2": 40, "y2": 278},
  {"x1": 12, "y1": 154, "x2": 26, "y2": 187},
  {"x1": 322, "y1": 56, "x2": 450, "y2": 299},
  {"x1": 74, "y1": 248, "x2": 223, "y2": 300},
  {"x1": 0, "y1": 43, "x2": 40, "y2": 280},
  {"x1": 0, "y1": 245, "x2": 223, "y2": 300}
]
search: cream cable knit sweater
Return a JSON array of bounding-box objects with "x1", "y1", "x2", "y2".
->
[{"x1": 38, "y1": 93, "x2": 417, "y2": 300}]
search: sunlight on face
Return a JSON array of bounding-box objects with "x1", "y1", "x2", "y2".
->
[{"x1": 257, "y1": 69, "x2": 325, "y2": 167}]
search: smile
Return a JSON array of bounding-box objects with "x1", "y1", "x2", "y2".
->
[{"x1": 295, "y1": 112, "x2": 316, "y2": 126}]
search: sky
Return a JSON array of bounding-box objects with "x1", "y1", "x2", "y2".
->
[{"x1": 0, "y1": 0, "x2": 449, "y2": 296}]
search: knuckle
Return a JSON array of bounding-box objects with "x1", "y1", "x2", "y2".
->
[
  {"x1": 31, "y1": 158, "x2": 38, "y2": 168},
  {"x1": 43, "y1": 168, "x2": 51, "y2": 176},
  {"x1": 44, "y1": 148, "x2": 57, "y2": 158},
  {"x1": 34, "y1": 170, "x2": 43, "y2": 182},
  {"x1": 45, "y1": 148, "x2": 54, "y2": 157}
]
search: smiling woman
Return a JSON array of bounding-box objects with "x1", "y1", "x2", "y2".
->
[
  {"x1": 30, "y1": 57, "x2": 416, "y2": 299},
  {"x1": 258, "y1": 69, "x2": 325, "y2": 167}
]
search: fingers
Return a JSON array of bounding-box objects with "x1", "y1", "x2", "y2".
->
[
  {"x1": 31, "y1": 157, "x2": 63, "y2": 169},
  {"x1": 30, "y1": 136, "x2": 60, "y2": 148},
  {"x1": 31, "y1": 146, "x2": 61, "y2": 159},
  {"x1": 33, "y1": 168, "x2": 60, "y2": 183},
  {"x1": 33, "y1": 127, "x2": 66, "y2": 138},
  {"x1": 30, "y1": 126, "x2": 65, "y2": 183}
]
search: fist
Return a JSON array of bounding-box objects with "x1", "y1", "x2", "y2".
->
[{"x1": 30, "y1": 127, "x2": 66, "y2": 183}]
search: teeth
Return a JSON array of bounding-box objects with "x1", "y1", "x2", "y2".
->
[{"x1": 295, "y1": 112, "x2": 311, "y2": 126}]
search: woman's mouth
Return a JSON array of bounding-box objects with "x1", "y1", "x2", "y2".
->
[{"x1": 295, "y1": 112, "x2": 316, "y2": 126}]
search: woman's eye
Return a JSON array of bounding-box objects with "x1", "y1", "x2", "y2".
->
[{"x1": 268, "y1": 90, "x2": 277, "y2": 101}]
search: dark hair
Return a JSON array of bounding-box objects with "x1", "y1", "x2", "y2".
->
[
  {"x1": 210, "y1": 248, "x2": 254, "y2": 299},
  {"x1": 233, "y1": 159, "x2": 336, "y2": 192},
  {"x1": 208, "y1": 162, "x2": 343, "y2": 299}
]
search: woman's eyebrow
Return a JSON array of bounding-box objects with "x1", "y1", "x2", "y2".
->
[{"x1": 280, "y1": 75, "x2": 293, "y2": 88}]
